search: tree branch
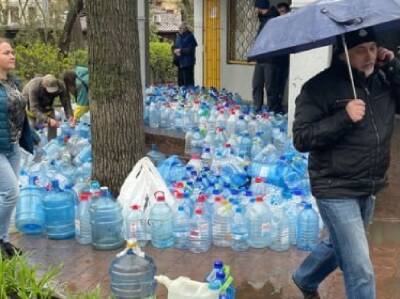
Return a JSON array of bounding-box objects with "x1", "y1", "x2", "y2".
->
[{"x1": 58, "y1": 0, "x2": 83, "y2": 55}]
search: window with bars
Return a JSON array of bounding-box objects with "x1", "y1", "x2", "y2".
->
[{"x1": 228, "y1": 0, "x2": 259, "y2": 64}]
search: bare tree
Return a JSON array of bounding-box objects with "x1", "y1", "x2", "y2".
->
[{"x1": 87, "y1": 0, "x2": 144, "y2": 195}]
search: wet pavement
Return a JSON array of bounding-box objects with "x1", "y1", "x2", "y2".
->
[
  {"x1": 10, "y1": 120, "x2": 400, "y2": 298},
  {"x1": 9, "y1": 217, "x2": 400, "y2": 299}
]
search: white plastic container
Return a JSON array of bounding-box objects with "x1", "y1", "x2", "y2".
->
[{"x1": 156, "y1": 275, "x2": 219, "y2": 299}]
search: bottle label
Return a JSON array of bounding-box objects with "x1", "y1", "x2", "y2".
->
[{"x1": 261, "y1": 223, "x2": 271, "y2": 234}]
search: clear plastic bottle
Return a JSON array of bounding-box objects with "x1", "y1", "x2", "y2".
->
[
  {"x1": 231, "y1": 207, "x2": 249, "y2": 251},
  {"x1": 125, "y1": 204, "x2": 148, "y2": 247},
  {"x1": 212, "y1": 199, "x2": 233, "y2": 247},
  {"x1": 173, "y1": 206, "x2": 190, "y2": 250},
  {"x1": 247, "y1": 196, "x2": 272, "y2": 249},
  {"x1": 296, "y1": 203, "x2": 320, "y2": 251},
  {"x1": 189, "y1": 208, "x2": 211, "y2": 253},
  {"x1": 76, "y1": 192, "x2": 92, "y2": 245},
  {"x1": 149, "y1": 193, "x2": 174, "y2": 249}
]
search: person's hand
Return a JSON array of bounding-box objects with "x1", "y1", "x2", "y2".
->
[
  {"x1": 48, "y1": 118, "x2": 60, "y2": 128},
  {"x1": 174, "y1": 48, "x2": 181, "y2": 56},
  {"x1": 69, "y1": 116, "x2": 76, "y2": 127},
  {"x1": 346, "y1": 99, "x2": 365, "y2": 123},
  {"x1": 377, "y1": 47, "x2": 395, "y2": 66}
]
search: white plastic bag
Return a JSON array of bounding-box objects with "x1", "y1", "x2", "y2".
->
[{"x1": 118, "y1": 157, "x2": 174, "y2": 239}]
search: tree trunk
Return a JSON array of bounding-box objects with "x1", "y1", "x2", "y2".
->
[
  {"x1": 58, "y1": 0, "x2": 83, "y2": 55},
  {"x1": 87, "y1": 0, "x2": 144, "y2": 196}
]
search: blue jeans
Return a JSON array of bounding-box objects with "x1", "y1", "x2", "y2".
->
[
  {"x1": 0, "y1": 144, "x2": 21, "y2": 242},
  {"x1": 293, "y1": 196, "x2": 376, "y2": 299}
]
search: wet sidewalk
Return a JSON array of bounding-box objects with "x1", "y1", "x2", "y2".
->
[
  {"x1": 11, "y1": 120, "x2": 400, "y2": 298},
  {"x1": 10, "y1": 218, "x2": 400, "y2": 299}
]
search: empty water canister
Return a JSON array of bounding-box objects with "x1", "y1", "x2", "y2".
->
[
  {"x1": 43, "y1": 180, "x2": 75, "y2": 239},
  {"x1": 90, "y1": 187, "x2": 124, "y2": 250},
  {"x1": 110, "y1": 240, "x2": 157, "y2": 299},
  {"x1": 16, "y1": 176, "x2": 46, "y2": 235}
]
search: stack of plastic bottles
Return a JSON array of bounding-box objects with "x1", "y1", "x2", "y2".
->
[{"x1": 140, "y1": 85, "x2": 323, "y2": 253}]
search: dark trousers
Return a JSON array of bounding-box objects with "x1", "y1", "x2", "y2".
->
[
  {"x1": 252, "y1": 62, "x2": 289, "y2": 113},
  {"x1": 178, "y1": 66, "x2": 194, "y2": 87}
]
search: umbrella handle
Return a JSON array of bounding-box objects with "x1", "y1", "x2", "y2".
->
[{"x1": 341, "y1": 34, "x2": 358, "y2": 99}]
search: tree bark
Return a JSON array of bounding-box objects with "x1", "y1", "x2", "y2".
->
[
  {"x1": 58, "y1": 0, "x2": 83, "y2": 55},
  {"x1": 87, "y1": 0, "x2": 144, "y2": 196}
]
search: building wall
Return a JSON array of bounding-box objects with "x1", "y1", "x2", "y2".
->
[{"x1": 219, "y1": 0, "x2": 254, "y2": 102}]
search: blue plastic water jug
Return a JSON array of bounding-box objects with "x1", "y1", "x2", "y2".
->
[
  {"x1": 90, "y1": 187, "x2": 124, "y2": 250},
  {"x1": 109, "y1": 241, "x2": 157, "y2": 299},
  {"x1": 16, "y1": 176, "x2": 46, "y2": 235},
  {"x1": 43, "y1": 180, "x2": 75, "y2": 239}
]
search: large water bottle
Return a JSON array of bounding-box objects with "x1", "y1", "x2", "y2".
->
[
  {"x1": 250, "y1": 177, "x2": 268, "y2": 196},
  {"x1": 73, "y1": 144, "x2": 92, "y2": 166},
  {"x1": 16, "y1": 176, "x2": 46, "y2": 235},
  {"x1": 149, "y1": 192, "x2": 174, "y2": 249},
  {"x1": 297, "y1": 203, "x2": 320, "y2": 251},
  {"x1": 231, "y1": 207, "x2": 249, "y2": 251},
  {"x1": 235, "y1": 115, "x2": 248, "y2": 135},
  {"x1": 43, "y1": 180, "x2": 75, "y2": 239},
  {"x1": 75, "y1": 192, "x2": 92, "y2": 245},
  {"x1": 190, "y1": 128, "x2": 204, "y2": 155},
  {"x1": 189, "y1": 208, "x2": 211, "y2": 253},
  {"x1": 109, "y1": 240, "x2": 157, "y2": 299},
  {"x1": 247, "y1": 197, "x2": 272, "y2": 249},
  {"x1": 146, "y1": 144, "x2": 166, "y2": 166},
  {"x1": 212, "y1": 199, "x2": 233, "y2": 247},
  {"x1": 90, "y1": 187, "x2": 124, "y2": 250},
  {"x1": 269, "y1": 204, "x2": 290, "y2": 252},
  {"x1": 173, "y1": 206, "x2": 190, "y2": 250},
  {"x1": 148, "y1": 101, "x2": 160, "y2": 128},
  {"x1": 237, "y1": 132, "x2": 252, "y2": 159},
  {"x1": 125, "y1": 204, "x2": 148, "y2": 247}
]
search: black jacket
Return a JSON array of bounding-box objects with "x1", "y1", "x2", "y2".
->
[
  {"x1": 257, "y1": 7, "x2": 279, "y2": 36},
  {"x1": 293, "y1": 58, "x2": 400, "y2": 199}
]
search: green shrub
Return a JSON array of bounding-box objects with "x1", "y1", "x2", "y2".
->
[
  {"x1": 0, "y1": 252, "x2": 61, "y2": 298},
  {"x1": 149, "y1": 41, "x2": 177, "y2": 84},
  {"x1": 14, "y1": 41, "x2": 88, "y2": 83},
  {"x1": 0, "y1": 252, "x2": 104, "y2": 298}
]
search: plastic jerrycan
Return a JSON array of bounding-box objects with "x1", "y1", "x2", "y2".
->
[{"x1": 155, "y1": 275, "x2": 219, "y2": 299}]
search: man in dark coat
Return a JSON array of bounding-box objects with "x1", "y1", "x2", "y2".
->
[
  {"x1": 292, "y1": 27, "x2": 400, "y2": 299},
  {"x1": 252, "y1": 0, "x2": 288, "y2": 113},
  {"x1": 173, "y1": 23, "x2": 198, "y2": 87}
]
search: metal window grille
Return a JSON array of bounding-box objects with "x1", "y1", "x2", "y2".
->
[{"x1": 228, "y1": 0, "x2": 259, "y2": 64}]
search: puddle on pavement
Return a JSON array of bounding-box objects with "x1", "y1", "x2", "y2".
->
[
  {"x1": 236, "y1": 281, "x2": 283, "y2": 299},
  {"x1": 369, "y1": 220, "x2": 400, "y2": 246}
]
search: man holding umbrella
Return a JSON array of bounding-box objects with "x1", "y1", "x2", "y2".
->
[{"x1": 292, "y1": 28, "x2": 400, "y2": 299}]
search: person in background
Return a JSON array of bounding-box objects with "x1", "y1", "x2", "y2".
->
[
  {"x1": 63, "y1": 66, "x2": 89, "y2": 125},
  {"x1": 292, "y1": 27, "x2": 399, "y2": 299},
  {"x1": 277, "y1": 2, "x2": 291, "y2": 15},
  {"x1": 173, "y1": 22, "x2": 198, "y2": 87},
  {"x1": 23, "y1": 74, "x2": 73, "y2": 140},
  {"x1": 0, "y1": 38, "x2": 34, "y2": 258},
  {"x1": 251, "y1": 0, "x2": 282, "y2": 113}
]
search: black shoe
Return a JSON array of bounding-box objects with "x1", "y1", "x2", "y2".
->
[
  {"x1": 1, "y1": 241, "x2": 22, "y2": 257},
  {"x1": 292, "y1": 275, "x2": 321, "y2": 299},
  {"x1": 0, "y1": 240, "x2": 9, "y2": 259}
]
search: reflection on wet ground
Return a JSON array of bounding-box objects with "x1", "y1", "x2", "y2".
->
[{"x1": 10, "y1": 218, "x2": 400, "y2": 299}]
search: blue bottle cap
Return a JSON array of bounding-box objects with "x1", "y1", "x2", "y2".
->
[
  {"x1": 304, "y1": 203, "x2": 312, "y2": 209},
  {"x1": 214, "y1": 259, "x2": 224, "y2": 269}
]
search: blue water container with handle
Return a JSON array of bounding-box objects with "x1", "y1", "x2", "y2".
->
[
  {"x1": 43, "y1": 180, "x2": 75, "y2": 239},
  {"x1": 16, "y1": 176, "x2": 46, "y2": 235},
  {"x1": 109, "y1": 240, "x2": 157, "y2": 299}
]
